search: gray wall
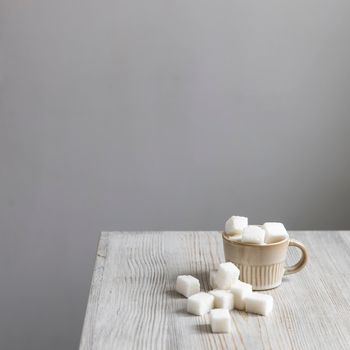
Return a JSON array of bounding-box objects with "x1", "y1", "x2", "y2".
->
[{"x1": 1, "y1": 0, "x2": 350, "y2": 349}]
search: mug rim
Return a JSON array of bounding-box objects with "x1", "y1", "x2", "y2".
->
[{"x1": 222, "y1": 231, "x2": 289, "y2": 247}]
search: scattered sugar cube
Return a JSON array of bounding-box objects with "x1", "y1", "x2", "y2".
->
[
  {"x1": 216, "y1": 262, "x2": 240, "y2": 289},
  {"x1": 187, "y1": 292, "x2": 214, "y2": 316},
  {"x1": 225, "y1": 216, "x2": 248, "y2": 235},
  {"x1": 209, "y1": 270, "x2": 219, "y2": 289},
  {"x1": 209, "y1": 290, "x2": 234, "y2": 310},
  {"x1": 242, "y1": 225, "x2": 265, "y2": 244},
  {"x1": 210, "y1": 309, "x2": 232, "y2": 333},
  {"x1": 245, "y1": 293, "x2": 273, "y2": 316},
  {"x1": 231, "y1": 280, "x2": 253, "y2": 310},
  {"x1": 263, "y1": 222, "x2": 289, "y2": 244},
  {"x1": 175, "y1": 275, "x2": 200, "y2": 297}
]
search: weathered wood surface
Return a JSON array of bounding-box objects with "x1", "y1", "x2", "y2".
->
[{"x1": 80, "y1": 231, "x2": 350, "y2": 350}]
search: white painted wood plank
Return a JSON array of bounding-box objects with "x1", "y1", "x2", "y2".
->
[
  {"x1": 79, "y1": 232, "x2": 109, "y2": 350},
  {"x1": 80, "y1": 231, "x2": 350, "y2": 350}
]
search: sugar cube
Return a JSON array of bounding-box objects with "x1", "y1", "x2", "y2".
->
[
  {"x1": 231, "y1": 280, "x2": 253, "y2": 310},
  {"x1": 227, "y1": 234, "x2": 242, "y2": 242},
  {"x1": 187, "y1": 292, "x2": 214, "y2": 316},
  {"x1": 216, "y1": 262, "x2": 240, "y2": 289},
  {"x1": 175, "y1": 275, "x2": 200, "y2": 297},
  {"x1": 210, "y1": 309, "x2": 232, "y2": 333},
  {"x1": 263, "y1": 222, "x2": 289, "y2": 244},
  {"x1": 209, "y1": 290, "x2": 234, "y2": 310},
  {"x1": 242, "y1": 225, "x2": 265, "y2": 244},
  {"x1": 245, "y1": 293, "x2": 273, "y2": 316},
  {"x1": 225, "y1": 216, "x2": 248, "y2": 235},
  {"x1": 209, "y1": 270, "x2": 219, "y2": 289}
]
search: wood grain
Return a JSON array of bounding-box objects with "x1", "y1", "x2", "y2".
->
[{"x1": 79, "y1": 231, "x2": 350, "y2": 350}]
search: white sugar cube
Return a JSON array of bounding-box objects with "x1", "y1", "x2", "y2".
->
[
  {"x1": 209, "y1": 290, "x2": 234, "y2": 310},
  {"x1": 210, "y1": 309, "x2": 232, "y2": 333},
  {"x1": 225, "y1": 216, "x2": 248, "y2": 235},
  {"x1": 242, "y1": 225, "x2": 265, "y2": 244},
  {"x1": 175, "y1": 275, "x2": 200, "y2": 297},
  {"x1": 187, "y1": 292, "x2": 214, "y2": 316},
  {"x1": 209, "y1": 270, "x2": 219, "y2": 289},
  {"x1": 245, "y1": 293, "x2": 273, "y2": 316},
  {"x1": 216, "y1": 262, "x2": 240, "y2": 289},
  {"x1": 263, "y1": 222, "x2": 289, "y2": 244},
  {"x1": 227, "y1": 234, "x2": 242, "y2": 242},
  {"x1": 231, "y1": 280, "x2": 253, "y2": 310}
]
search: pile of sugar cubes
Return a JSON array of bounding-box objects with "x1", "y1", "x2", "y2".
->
[
  {"x1": 174, "y1": 215, "x2": 289, "y2": 333},
  {"x1": 176, "y1": 262, "x2": 273, "y2": 333},
  {"x1": 225, "y1": 215, "x2": 289, "y2": 244}
]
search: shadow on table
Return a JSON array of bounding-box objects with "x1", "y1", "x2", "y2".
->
[
  {"x1": 165, "y1": 290, "x2": 184, "y2": 299},
  {"x1": 194, "y1": 324, "x2": 211, "y2": 334},
  {"x1": 174, "y1": 309, "x2": 195, "y2": 317}
]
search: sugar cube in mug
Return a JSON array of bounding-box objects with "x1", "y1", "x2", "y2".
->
[
  {"x1": 263, "y1": 222, "x2": 289, "y2": 244},
  {"x1": 242, "y1": 225, "x2": 265, "y2": 244},
  {"x1": 225, "y1": 216, "x2": 248, "y2": 235}
]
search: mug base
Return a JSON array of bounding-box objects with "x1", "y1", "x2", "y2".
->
[{"x1": 251, "y1": 281, "x2": 282, "y2": 291}]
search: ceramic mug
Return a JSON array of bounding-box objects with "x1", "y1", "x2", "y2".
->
[{"x1": 222, "y1": 232, "x2": 308, "y2": 290}]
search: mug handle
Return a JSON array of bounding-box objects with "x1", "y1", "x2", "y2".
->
[{"x1": 284, "y1": 239, "x2": 308, "y2": 275}]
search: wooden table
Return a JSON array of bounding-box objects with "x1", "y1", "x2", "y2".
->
[{"x1": 80, "y1": 231, "x2": 350, "y2": 350}]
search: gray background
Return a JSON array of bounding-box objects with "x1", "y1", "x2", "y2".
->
[{"x1": 1, "y1": 0, "x2": 350, "y2": 349}]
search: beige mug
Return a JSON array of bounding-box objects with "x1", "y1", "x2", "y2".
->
[{"x1": 222, "y1": 232, "x2": 308, "y2": 290}]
